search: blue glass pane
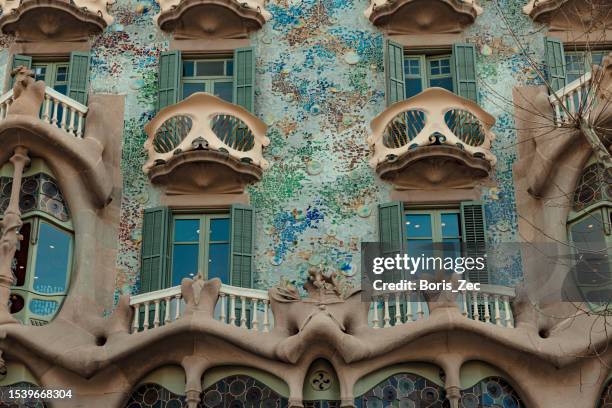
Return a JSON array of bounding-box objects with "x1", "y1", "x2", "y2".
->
[
  {"x1": 172, "y1": 244, "x2": 199, "y2": 285},
  {"x1": 33, "y1": 223, "x2": 71, "y2": 294},
  {"x1": 226, "y1": 60, "x2": 234, "y2": 76},
  {"x1": 439, "y1": 58, "x2": 451, "y2": 74},
  {"x1": 28, "y1": 299, "x2": 58, "y2": 316},
  {"x1": 441, "y1": 213, "x2": 460, "y2": 237},
  {"x1": 441, "y1": 238, "x2": 461, "y2": 259},
  {"x1": 182, "y1": 60, "x2": 195, "y2": 77},
  {"x1": 174, "y1": 219, "x2": 200, "y2": 242},
  {"x1": 592, "y1": 53, "x2": 605, "y2": 67},
  {"x1": 208, "y1": 243, "x2": 230, "y2": 283},
  {"x1": 56, "y1": 66, "x2": 68, "y2": 82},
  {"x1": 54, "y1": 84, "x2": 68, "y2": 95},
  {"x1": 214, "y1": 82, "x2": 233, "y2": 103},
  {"x1": 406, "y1": 78, "x2": 422, "y2": 98},
  {"x1": 404, "y1": 58, "x2": 421, "y2": 75},
  {"x1": 429, "y1": 59, "x2": 440, "y2": 74},
  {"x1": 210, "y1": 218, "x2": 230, "y2": 241},
  {"x1": 196, "y1": 61, "x2": 224, "y2": 76},
  {"x1": 182, "y1": 82, "x2": 205, "y2": 99},
  {"x1": 567, "y1": 73, "x2": 581, "y2": 83},
  {"x1": 430, "y1": 76, "x2": 453, "y2": 92},
  {"x1": 33, "y1": 67, "x2": 46, "y2": 82},
  {"x1": 405, "y1": 214, "x2": 432, "y2": 238}
]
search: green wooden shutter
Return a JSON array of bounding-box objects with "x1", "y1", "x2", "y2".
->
[
  {"x1": 67, "y1": 51, "x2": 90, "y2": 105},
  {"x1": 158, "y1": 50, "x2": 181, "y2": 111},
  {"x1": 544, "y1": 37, "x2": 566, "y2": 91},
  {"x1": 10, "y1": 54, "x2": 32, "y2": 88},
  {"x1": 460, "y1": 202, "x2": 488, "y2": 283},
  {"x1": 379, "y1": 202, "x2": 405, "y2": 255},
  {"x1": 452, "y1": 43, "x2": 478, "y2": 102},
  {"x1": 230, "y1": 204, "x2": 254, "y2": 288},
  {"x1": 233, "y1": 47, "x2": 255, "y2": 112},
  {"x1": 140, "y1": 207, "x2": 171, "y2": 293},
  {"x1": 385, "y1": 40, "x2": 406, "y2": 106}
]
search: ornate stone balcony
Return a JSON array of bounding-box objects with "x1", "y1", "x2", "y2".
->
[
  {"x1": 523, "y1": 0, "x2": 611, "y2": 31},
  {"x1": 367, "y1": 87, "x2": 496, "y2": 189},
  {"x1": 365, "y1": 0, "x2": 482, "y2": 34},
  {"x1": 0, "y1": 0, "x2": 114, "y2": 41},
  {"x1": 143, "y1": 92, "x2": 269, "y2": 194},
  {"x1": 129, "y1": 273, "x2": 516, "y2": 335},
  {"x1": 155, "y1": 0, "x2": 271, "y2": 39}
]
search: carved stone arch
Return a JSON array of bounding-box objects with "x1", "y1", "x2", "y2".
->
[{"x1": 353, "y1": 363, "x2": 447, "y2": 406}]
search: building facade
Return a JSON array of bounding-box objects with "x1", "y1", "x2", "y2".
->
[{"x1": 0, "y1": 0, "x2": 610, "y2": 406}]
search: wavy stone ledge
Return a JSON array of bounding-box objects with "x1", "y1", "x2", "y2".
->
[
  {"x1": 155, "y1": 0, "x2": 271, "y2": 39},
  {"x1": 365, "y1": 0, "x2": 482, "y2": 34},
  {"x1": 148, "y1": 149, "x2": 263, "y2": 194},
  {"x1": 523, "y1": 0, "x2": 612, "y2": 32},
  {"x1": 376, "y1": 145, "x2": 492, "y2": 189},
  {"x1": 0, "y1": 0, "x2": 113, "y2": 41}
]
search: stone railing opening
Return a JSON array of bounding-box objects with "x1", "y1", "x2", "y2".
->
[
  {"x1": 0, "y1": 87, "x2": 88, "y2": 138},
  {"x1": 143, "y1": 93, "x2": 269, "y2": 173},
  {"x1": 130, "y1": 284, "x2": 273, "y2": 333},
  {"x1": 368, "y1": 87, "x2": 496, "y2": 168},
  {"x1": 370, "y1": 284, "x2": 515, "y2": 328},
  {"x1": 549, "y1": 72, "x2": 594, "y2": 126},
  {"x1": 130, "y1": 282, "x2": 516, "y2": 334}
]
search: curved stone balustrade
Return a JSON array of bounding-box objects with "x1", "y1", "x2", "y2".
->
[
  {"x1": 130, "y1": 280, "x2": 515, "y2": 335},
  {"x1": 365, "y1": 0, "x2": 482, "y2": 34},
  {"x1": 143, "y1": 93, "x2": 269, "y2": 194},
  {"x1": 0, "y1": 0, "x2": 114, "y2": 40},
  {"x1": 155, "y1": 0, "x2": 271, "y2": 39},
  {"x1": 0, "y1": 87, "x2": 88, "y2": 138},
  {"x1": 368, "y1": 87, "x2": 496, "y2": 189}
]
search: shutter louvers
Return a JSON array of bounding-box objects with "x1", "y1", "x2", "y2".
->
[
  {"x1": 452, "y1": 43, "x2": 478, "y2": 102},
  {"x1": 233, "y1": 47, "x2": 255, "y2": 113},
  {"x1": 140, "y1": 207, "x2": 170, "y2": 293},
  {"x1": 67, "y1": 51, "x2": 91, "y2": 105},
  {"x1": 230, "y1": 204, "x2": 255, "y2": 288},
  {"x1": 10, "y1": 54, "x2": 32, "y2": 88},
  {"x1": 544, "y1": 37, "x2": 566, "y2": 92},
  {"x1": 461, "y1": 202, "x2": 488, "y2": 283},
  {"x1": 385, "y1": 40, "x2": 406, "y2": 106},
  {"x1": 157, "y1": 50, "x2": 181, "y2": 111}
]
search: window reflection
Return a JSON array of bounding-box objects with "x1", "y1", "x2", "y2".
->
[{"x1": 32, "y1": 222, "x2": 71, "y2": 294}]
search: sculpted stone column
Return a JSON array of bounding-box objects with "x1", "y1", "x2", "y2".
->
[{"x1": 0, "y1": 146, "x2": 30, "y2": 325}]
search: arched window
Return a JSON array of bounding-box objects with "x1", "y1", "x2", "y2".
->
[
  {"x1": 354, "y1": 372, "x2": 448, "y2": 407},
  {"x1": 201, "y1": 375, "x2": 288, "y2": 406},
  {"x1": 0, "y1": 159, "x2": 73, "y2": 326},
  {"x1": 460, "y1": 376, "x2": 524, "y2": 407},
  {"x1": 567, "y1": 159, "x2": 612, "y2": 304}
]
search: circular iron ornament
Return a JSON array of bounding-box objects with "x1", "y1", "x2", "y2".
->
[{"x1": 310, "y1": 369, "x2": 333, "y2": 391}]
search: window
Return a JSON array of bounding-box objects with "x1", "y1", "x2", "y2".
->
[
  {"x1": 9, "y1": 52, "x2": 90, "y2": 105},
  {"x1": 0, "y1": 159, "x2": 73, "y2": 325},
  {"x1": 171, "y1": 214, "x2": 230, "y2": 286},
  {"x1": 385, "y1": 40, "x2": 477, "y2": 105},
  {"x1": 404, "y1": 55, "x2": 453, "y2": 98},
  {"x1": 568, "y1": 160, "x2": 611, "y2": 304},
  {"x1": 379, "y1": 201, "x2": 488, "y2": 283},
  {"x1": 181, "y1": 58, "x2": 233, "y2": 102},
  {"x1": 565, "y1": 50, "x2": 611, "y2": 83},
  {"x1": 139, "y1": 205, "x2": 254, "y2": 293},
  {"x1": 32, "y1": 62, "x2": 70, "y2": 95},
  {"x1": 157, "y1": 48, "x2": 255, "y2": 113}
]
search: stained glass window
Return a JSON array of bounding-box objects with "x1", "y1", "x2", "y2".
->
[
  {"x1": 199, "y1": 375, "x2": 288, "y2": 407},
  {"x1": 573, "y1": 163, "x2": 611, "y2": 211},
  {"x1": 124, "y1": 383, "x2": 185, "y2": 408},
  {"x1": 354, "y1": 373, "x2": 449, "y2": 407},
  {"x1": 459, "y1": 376, "x2": 523, "y2": 408}
]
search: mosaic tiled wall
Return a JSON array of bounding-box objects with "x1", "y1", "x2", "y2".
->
[{"x1": 0, "y1": 0, "x2": 548, "y2": 300}]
